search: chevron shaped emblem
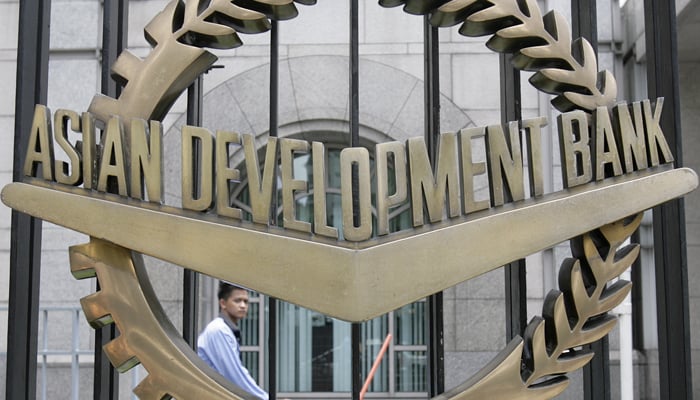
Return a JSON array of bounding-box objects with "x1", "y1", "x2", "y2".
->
[{"x1": 3, "y1": 0, "x2": 698, "y2": 399}]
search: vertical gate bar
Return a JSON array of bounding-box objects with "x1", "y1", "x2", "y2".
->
[
  {"x1": 643, "y1": 0, "x2": 692, "y2": 398},
  {"x1": 267, "y1": 19, "x2": 279, "y2": 400},
  {"x1": 95, "y1": 1, "x2": 128, "y2": 398},
  {"x1": 349, "y1": 1, "x2": 362, "y2": 398},
  {"x1": 6, "y1": 0, "x2": 50, "y2": 398},
  {"x1": 349, "y1": 0, "x2": 360, "y2": 148},
  {"x1": 499, "y1": 51, "x2": 527, "y2": 342},
  {"x1": 570, "y1": 0, "x2": 598, "y2": 55},
  {"x1": 72, "y1": 309, "x2": 81, "y2": 400},
  {"x1": 42, "y1": 310, "x2": 49, "y2": 399},
  {"x1": 570, "y1": 2, "x2": 611, "y2": 399},
  {"x1": 423, "y1": 16, "x2": 445, "y2": 397},
  {"x1": 182, "y1": 76, "x2": 203, "y2": 348}
]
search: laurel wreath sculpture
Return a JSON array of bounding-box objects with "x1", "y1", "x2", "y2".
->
[
  {"x1": 436, "y1": 214, "x2": 642, "y2": 399},
  {"x1": 74, "y1": 0, "x2": 635, "y2": 399},
  {"x1": 382, "y1": 0, "x2": 617, "y2": 112}
]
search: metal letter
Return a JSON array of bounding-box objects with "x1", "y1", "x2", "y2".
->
[
  {"x1": 593, "y1": 106, "x2": 623, "y2": 180},
  {"x1": 558, "y1": 110, "x2": 592, "y2": 188},
  {"x1": 216, "y1": 131, "x2": 242, "y2": 220},
  {"x1": 280, "y1": 138, "x2": 311, "y2": 233},
  {"x1": 612, "y1": 102, "x2": 648, "y2": 173},
  {"x1": 130, "y1": 119, "x2": 163, "y2": 203},
  {"x1": 54, "y1": 109, "x2": 82, "y2": 186},
  {"x1": 181, "y1": 125, "x2": 214, "y2": 211},
  {"x1": 643, "y1": 98, "x2": 675, "y2": 166},
  {"x1": 23, "y1": 104, "x2": 54, "y2": 180},
  {"x1": 408, "y1": 134, "x2": 460, "y2": 227},
  {"x1": 486, "y1": 121, "x2": 525, "y2": 206},
  {"x1": 459, "y1": 127, "x2": 490, "y2": 214},
  {"x1": 97, "y1": 117, "x2": 128, "y2": 196},
  {"x1": 243, "y1": 134, "x2": 277, "y2": 225},
  {"x1": 312, "y1": 142, "x2": 338, "y2": 239},
  {"x1": 375, "y1": 141, "x2": 407, "y2": 236},
  {"x1": 82, "y1": 112, "x2": 96, "y2": 190},
  {"x1": 340, "y1": 147, "x2": 372, "y2": 242},
  {"x1": 522, "y1": 117, "x2": 547, "y2": 198}
]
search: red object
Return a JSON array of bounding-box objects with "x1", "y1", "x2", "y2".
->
[{"x1": 359, "y1": 333, "x2": 393, "y2": 400}]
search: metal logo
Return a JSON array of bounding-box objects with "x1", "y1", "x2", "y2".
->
[{"x1": 2, "y1": 0, "x2": 697, "y2": 398}]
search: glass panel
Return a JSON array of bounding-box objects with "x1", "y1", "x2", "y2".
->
[
  {"x1": 240, "y1": 301, "x2": 259, "y2": 347},
  {"x1": 394, "y1": 301, "x2": 425, "y2": 346},
  {"x1": 242, "y1": 351, "x2": 259, "y2": 382},
  {"x1": 362, "y1": 315, "x2": 389, "y2": 393},
  {"x1": 395, "y1": 351, "x2": 427, "y2": 393},
  {"x1": 231, "y1": 141, "x2": 429, "y2": 395},
  {"x1": 277, "y1": 303, "x2": 352, "y2": 393}
]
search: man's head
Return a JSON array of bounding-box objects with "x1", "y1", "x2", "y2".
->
[{"x1": 218, "y1": 281, "x2": 250, "y2": 324}]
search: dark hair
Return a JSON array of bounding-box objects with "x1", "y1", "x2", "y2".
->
[{"x1": 218, "y1": 281, "x2": 247, "y2": 300}]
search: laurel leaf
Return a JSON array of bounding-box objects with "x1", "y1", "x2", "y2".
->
[
  {"x1": 189, "y1": 19, "x2": 237, "y2": 40},
  {"x1": 598, "y1": 281, "x2": 632, "y2": 313},
  {"x1": 231, "y1": 0, "x2": 300, "y2": 20},
  {"x1": 579, "y1": 314, "x2": 618, "y2": 342},
  {"x1": 206, "y1": 0, "x2": 270, "y2": 33},
  {"x1": 144, "y1": 0, "x2": 181, "y2": 46},
  {"x1": 386, "y1": 0, "x2": 619, "y2": 111},
  {"x1": 600, "y1": 213, "x2": 643, "y2": 243},
  {"x1": 467, "y1": 3, "x2": 511, "y2": 23},
  {"x1": 183, "y1": 0, "x2": 202, "y2": 25},
  {"x1": 610, "y1": 244, "x2": 640, "y2": 278},
  {"x1": 524, "y1": 376, "x2": 570, "y2": 399},
  {"x1": 431, "y1": 0, "x2": 484, "y2": 27},
  {"x1": 555, "y1": 350, "x2": 595, "y2": 374},
  {"x1": 461, "y1": 2, "x2": 517, "y2": 37},
  {"x1": 453, "y1": 214, "x2": 642, "y2": 398}
]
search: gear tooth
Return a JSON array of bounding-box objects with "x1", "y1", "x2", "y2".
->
[
  {"x1": 69, "y1": 244, "x2": 97, "y2": 280},
  {"x1": 133, "y1": 376, "x2": 167, "y2": 400},
  {"x1": 104, "y1": 337, "x2": 141, "y2": 373},
  {"x1": 111, "y1": 50, "x2": 142, "y2": 87},
  {"x1": 88, "y1": 94, "x2": 120, "y2": 126},
  {"x1": 80, "y1": 293, "x2": 114, "y2": 328}
]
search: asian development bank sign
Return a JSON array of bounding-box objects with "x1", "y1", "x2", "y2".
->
[
  {"x1": 22, "y1": 98, "x2": 674, "y2": 242},
  {"x1": 2, "y1": 0, "x2": 699, "y2": 398}
]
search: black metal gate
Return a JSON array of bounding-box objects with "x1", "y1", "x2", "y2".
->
[{"x1": 5, "y1": 1, "x2": 693, "y2": 399}]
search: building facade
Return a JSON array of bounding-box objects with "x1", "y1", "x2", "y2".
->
[{"x1": 0, "y1": 0, "x2": 698, "y2": 399}]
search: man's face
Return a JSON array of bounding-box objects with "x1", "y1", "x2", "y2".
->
[{"x1": 220, "y1": 288, "x2": 249, "y2": 324}]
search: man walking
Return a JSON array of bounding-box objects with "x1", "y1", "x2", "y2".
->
[{"x1": 198, "y1": 282, "x2": 268, "y2": 400}]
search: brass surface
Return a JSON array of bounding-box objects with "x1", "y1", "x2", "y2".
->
[
  {"x1": 486, "y1": 121, "x2": 524, "y2": 206},
  {"x1": 216, "y1": 130, "x2": 243, "y2": 219},
  {"x1": 522, "y1": 117, "x2": 547, "y2": 197},
  {"x1": 382, "y1": 0, "x2": 617, "y2": 113},
  {"x1": 70, "y1": 238, "x2": 257, "y2": 399},
  {"x1": 87, "y1": 0, "x2": 305, "y2": 125},
  {"x1": 54, "y1": 109, "x2": 82, "y2": 186},
  {"x1": 437, "y1": 215, "x2": 642, "y2": 399},
  {"x1": 459, "y1": 127, "x2": 490, "y2": 214},
  {"x1": 312, "y1": 141, "x2": 339, "y2": 239},
  {"x1": 558, "y1": 111, "x2": 593, "y2": 188},
  {"x1": 96, "y1": 117, "x2": 128, "y2": 196},
  {"x1": 129, "y1": 119, "x2": 163, "y2": 203},
  {"x1": 613, "y1": 102, "x2": 649, "y2": 173},
  {"x1": 244, "y1": 135, "x2": 278, "y2": 225},
  {"x1": 280, "y1": 138, "x2": 312, "y2": 233},
  {"x1": 375, "y1": 141, "x2": 408, "y2": 236},
  {"x1": 408, "y1": 134, "x2": 461, "y2": 226},
  {"x1": 181, "y1": 126, "x2": 215, "y2": 211},
  {"x1": 340, "y1": 147, "x2": 373, "y2": 241},
  {"x1": 4, "y1": 167, "x2": 696, "y2": 322},
  {"x1": 23, "y1": 105, "x2": 54, "y2": 180},
  {"x1": 6, "y1": 0, "x2": 698, "y2": 398}
]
